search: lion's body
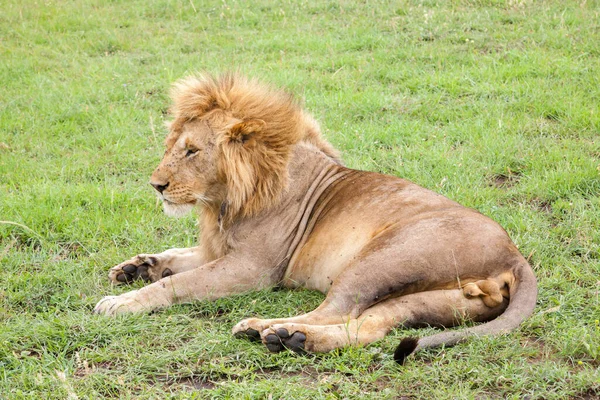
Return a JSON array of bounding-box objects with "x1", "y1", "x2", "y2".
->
[{"x1": 95, "y1": 74, "x2": 537, "y2": 363}]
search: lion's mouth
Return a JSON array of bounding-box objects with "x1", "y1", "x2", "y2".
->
[
  {"x1": 158, "y1": 195, "x2": 177, "y2": 206},
  {"x1": 157, "y1": 193, "x2": 175, "y2": 204},
  {"x1": 163, "y1": 197, "x2": 196, "y2": 207}
]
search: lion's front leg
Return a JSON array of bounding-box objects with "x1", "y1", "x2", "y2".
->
[
  {"x1": 108, "y1": 247, "x2": 204, "y2": 284},
  {"x1": 95, "y1": 255, "x2": 274, "y2": 316}
]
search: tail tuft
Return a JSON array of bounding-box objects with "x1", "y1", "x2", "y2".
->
[{"x1": 394, "y1": 337, "x2": 419, "y2": 365}]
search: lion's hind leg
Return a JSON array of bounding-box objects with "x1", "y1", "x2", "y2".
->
[
  {"x1": 256, "y1": 288, "x2": 507, "y2": 354},
  {"x1": 232, "y1": 312, "x2": 351, "y2": 345},
  {"x1": 232, "y1": 302, "x2": 365, "y2": 344}
]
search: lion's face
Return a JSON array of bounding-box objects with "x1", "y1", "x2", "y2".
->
[
  {"x1": 149, "y1": 73, "x2": 315, "y2": 221},
  {"x1": 150, "y1": 119, "x2": 222, "y2": 217}
]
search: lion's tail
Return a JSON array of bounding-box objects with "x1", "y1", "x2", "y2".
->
[{"x1": 393, "y1": 262, "x2": 537, "y2": 365}]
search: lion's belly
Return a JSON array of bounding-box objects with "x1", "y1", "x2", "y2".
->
[
  {"x1": 281, "y1": 222, "x2": 374, "y2": 293},
  {"x1": 280, "y1": 169, "x2": 463, "y2": 293}
]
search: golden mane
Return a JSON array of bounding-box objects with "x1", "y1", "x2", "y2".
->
[{"x1": 168, "y1": 73, "x2": 340, "y2": 222}]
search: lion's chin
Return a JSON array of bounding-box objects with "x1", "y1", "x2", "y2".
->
[{"x1": 162, "y1": 200, "x2": 195, "y2": 218}]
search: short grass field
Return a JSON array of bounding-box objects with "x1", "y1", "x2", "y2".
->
[{"x1": 1, "y1": 0, "x2": 599, "y2": 398}]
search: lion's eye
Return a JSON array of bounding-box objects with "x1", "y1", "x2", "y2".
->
[{"x1": 185, "y1": 147, "x2": 199, "y2": 157}]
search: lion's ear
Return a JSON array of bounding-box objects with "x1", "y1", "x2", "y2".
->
[{"x1": 228, "y1": 119, "x2": 266, "y2": 144}]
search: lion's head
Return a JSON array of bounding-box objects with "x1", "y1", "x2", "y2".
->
[{"x1": 150, "y1": 73, "x2": 340, "y2": 222}]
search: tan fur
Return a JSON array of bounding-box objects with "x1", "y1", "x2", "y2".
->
[{"x1": 95, "y1": 73, "x2": 537, "y2": 363}]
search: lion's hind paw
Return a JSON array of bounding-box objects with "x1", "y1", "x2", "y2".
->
[
  {"x1": 263, "y1": 327, "x2": 306, "y2": 354},
  {"x1": 233, "y1": 319, "x2": 308, "y2": 353}
]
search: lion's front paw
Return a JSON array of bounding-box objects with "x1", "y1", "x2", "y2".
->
[
  {"x1": 108, "y1": 254, "x2": 173, "y2": 285},
  {"x1": 93, "y1": 291, "x2": 149, "y2": 316}
]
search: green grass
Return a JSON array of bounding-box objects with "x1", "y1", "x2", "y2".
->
[{"x1": 1, "y1": 0, "x2": 599, "y2": 398}]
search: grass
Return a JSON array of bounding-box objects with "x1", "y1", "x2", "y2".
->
[{"x1": 1, "y1": 0, "x2": 599, "y2": 398}]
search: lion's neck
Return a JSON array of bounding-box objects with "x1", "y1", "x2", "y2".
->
[
  {"x1": 196, "y1": 142, "x2": 346, "y2": 263},
  {"x1": 273, "y1": 143, "x2": 352, "y2": 262}
]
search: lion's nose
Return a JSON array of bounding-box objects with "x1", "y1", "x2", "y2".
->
[{"x1": 151, "y1": 181, "x2": 169, "y2": 194}]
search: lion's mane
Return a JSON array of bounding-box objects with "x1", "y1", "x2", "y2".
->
[{"x1": 168, "y1": 73, "x2": 340, "y2": 222}]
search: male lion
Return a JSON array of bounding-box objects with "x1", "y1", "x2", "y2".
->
[{"x1": 94, "y1": 73, "x2": 537, "y2": 364}]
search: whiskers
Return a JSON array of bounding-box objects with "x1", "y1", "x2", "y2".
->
[{"x1": 156, "y1": 187, "x2": 212, "y2": 218}]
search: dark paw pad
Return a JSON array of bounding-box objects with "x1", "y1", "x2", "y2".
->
[
  {"x1": 116, "y1": 263, "x2": 152, "y2": 283},
  {"x1": 137, "y1": 265, "x2": 150, "y2": 280},
  {"x1": 284, "y1": 331, "x2": 306, "y2": 353},
  {"x1": 275, "y1": 328, "x2": 290, "y2": 338},
  {"x1": 265, "y1": 329, "x2": 306, "y2": 354},
  {"x1": 234, "y1": 328, "x2": 261, "y2": 342},
  {"x1": 122, "y1": 264, "x2": 137, "y2": 274},
  {"x1": 116, "y1": 272, "x2": 133, "y2": 283},
  {"x1": 265, "y1": 334, "x2": 284, "y2": 352}
]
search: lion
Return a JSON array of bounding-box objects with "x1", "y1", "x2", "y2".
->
[{"x1": 94, "y1": 73, "x2": 537, "y2": 364}]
